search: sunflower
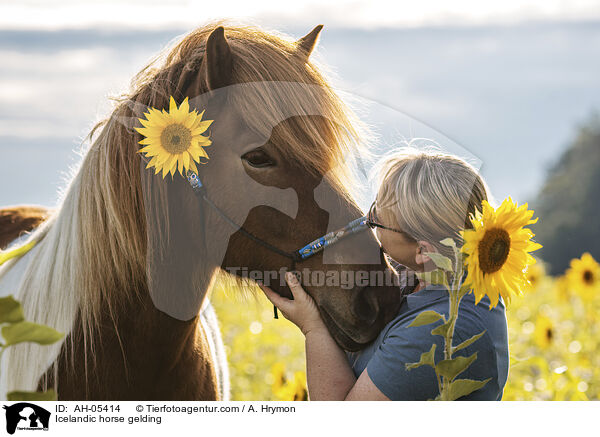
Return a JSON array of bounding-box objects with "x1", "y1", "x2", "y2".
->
[
  {"x1": 554, "y1": 275, "x2": 572, "y2": 303},
  {"x1": 135, "y1": 96, "x2": 213, "y2": 178},
  {"x1": 524, "y1": 262, "x2": 546, "y2": 291},
  {"x1": 533, "y1": 314, "x2": 554, "y2": 349},
  {"x1": 461, "y1": 197, "x2": 542, "y2": 309},
  {"x1": 271, "y1": 363, "x2": 308, "y2": 401},
  {"x1": 291, "y1": 371, "x2": 308, "y2": 401},
  {"x1": 566, "y1": 253, "x2": 600, "y2": 302},
  {"x1": 271, "y1": 362, "x2": 287, "y2": 394}
]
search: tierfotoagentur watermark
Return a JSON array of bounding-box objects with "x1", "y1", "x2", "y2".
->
[{"x1": 224, "y1": 266, "x2": 418, "y2": 289}]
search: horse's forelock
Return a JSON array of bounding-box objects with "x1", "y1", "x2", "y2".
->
[{"x1": 117, "y1": 21, "x2": 370, "y2": 205}]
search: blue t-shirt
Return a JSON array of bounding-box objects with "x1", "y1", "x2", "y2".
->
[{"x1": 346, "y1": 284, "x2": 509, "y2": 400}]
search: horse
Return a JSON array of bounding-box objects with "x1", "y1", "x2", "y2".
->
[
  {"x1": 0, "y1": 22, "x2": 406, "y2": 400},
  {"x1": 0, "y1": 207, "x2": 49, "y2": 249}
]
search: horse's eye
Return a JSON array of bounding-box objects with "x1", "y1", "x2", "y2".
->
[{"x1": 242, "y1": 149, "x2": 275, "y2": 168}]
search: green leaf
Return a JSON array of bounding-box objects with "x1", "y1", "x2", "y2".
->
[
  {"x1": 7, "y1": 389, "x2": 58, "y2": 401},
  {"x1": 458, "y1": 283, "x2": 472, "y2": 299},
  {"x1": 447, "y1": 378, "x2": 491, "y2": 401},
  {"x1": 0, "y1": 296, "x2": 24, "y2": 324},
  {"x1": 452, "y1": 330, "x2": 486, "y2": 354},
  {"x1": 431, "y1": 320, "x2": 452, "y2": 337},
  {"x1": 439, "y1": 238, "x2": 457, "y2": 248},
  {"x1": 435, "y1": 352, "x2": 478, "y2": 381},
  {"x1": 405, "y1": 343, "x2": 437, "y2": 370},
  {"x1": 2, "y1": 321, "x2": 64, "y2": 346},
  {"x1": 415, "y1": 270, "x2": 449, "y2": 288},
  {"x1": 408, "y1": 310, "x2": 445, "y2": 328},
  {"x1": 423, "y1": 252, "x2": 453, "y2": 271}
]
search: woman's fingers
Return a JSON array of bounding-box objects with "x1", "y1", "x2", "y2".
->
[
  {"x1": 259, "y1": 273, "x2": 325, "y2": 336},
  {"x1": 258, "y1": 271, "x2": 313, "y2": 314},
  {"x1": 285, "y1": 272, "x2": 307, "y2": 300},
  {"x1": 258, "y1": 283, "x2": 294, "y2": 313}
]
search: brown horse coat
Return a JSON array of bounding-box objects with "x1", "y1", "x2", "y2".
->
[
  {"x1": 0, "y1": 206, "x2": 48, "y2": 250},
  {"x1": 0, "y1": 206, "x2": 222, "y2": 400}
]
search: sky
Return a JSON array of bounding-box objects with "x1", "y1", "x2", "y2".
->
[
  {"x1": 1, "y1": 1, "x2": 600, "y2": 209},
  {"x1": 2, "y1": 0, "x2": 600, "y2": 30}
]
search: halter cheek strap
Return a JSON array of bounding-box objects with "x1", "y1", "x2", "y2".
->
[{"x1": 187, "y1": 171, "x2": 303, "y2": 264}]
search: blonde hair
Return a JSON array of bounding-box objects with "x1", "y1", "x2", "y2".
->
[{"x1": 373, "y1": 146, "x2": 491, "y2": 260}]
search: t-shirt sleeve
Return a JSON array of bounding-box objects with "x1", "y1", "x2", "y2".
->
[{"x1": 366, "y1": 318, "x2": 499, "y2": 401}]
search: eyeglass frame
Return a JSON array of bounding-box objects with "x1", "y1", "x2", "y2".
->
[{"x1": 366, "y1": 200, "x2": 417, "y2": 242}]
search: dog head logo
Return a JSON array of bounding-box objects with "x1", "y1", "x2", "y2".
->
[{"x1": 3, "y1": 403, "x2": 51, "y2": 434}]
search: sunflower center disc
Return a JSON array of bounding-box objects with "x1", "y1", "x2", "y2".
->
[
  {"x1": 583, "y1": 270, "x2": 594, "y2": 285},
  {"x1": 161, "y1": 124, "x2": 192, "y2": 154},
  {"x1": 478, "y1": 228, "x2": 511, "y2": 274}
]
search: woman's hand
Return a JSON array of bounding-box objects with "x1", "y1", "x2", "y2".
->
[{"x1": 258, "y1": 272, "x2": 327, "y2": 336}]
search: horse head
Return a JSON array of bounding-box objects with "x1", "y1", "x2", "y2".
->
[{"x1": 124, "y1": 23, "x2": 407, "y2": 351}]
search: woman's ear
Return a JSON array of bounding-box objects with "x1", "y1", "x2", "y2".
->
[{"x1": 414, "y1": 240, "x2": 438, "y2": 270}]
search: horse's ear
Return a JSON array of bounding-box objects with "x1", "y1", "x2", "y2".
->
[
  {"x1": 295, "y1": 24, "x2": 324, "y2": 62},
  {"x1": 203, "y1": 26, "x2": 233, "y2": 91}
]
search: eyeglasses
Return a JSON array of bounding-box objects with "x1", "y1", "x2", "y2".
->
[{"x1": 366, "y1": 201, "x2": 416, "y2": 242}]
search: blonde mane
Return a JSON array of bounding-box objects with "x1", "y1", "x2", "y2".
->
[{"x1": 0, "y1": 20, "x2": 371, "y2": 396}]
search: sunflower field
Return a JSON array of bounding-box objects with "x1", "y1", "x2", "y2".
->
[
  {"x1": 210, "y1": 280, "x2": 308, "y2": 401},
  {"x1": 502, "y1": 253, "x2": 600, "y2": 400},
  {"x1": 211, "y1": 252, "x2": 600, "y2": 401}
]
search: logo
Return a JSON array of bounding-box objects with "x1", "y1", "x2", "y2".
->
[{"x1": 3, "y1": 403, "x2": 50, "y2": 434}]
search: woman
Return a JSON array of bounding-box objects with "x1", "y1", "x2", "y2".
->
[{"x1": 259, "y1": 148, "x2": 509, "y2": 400}]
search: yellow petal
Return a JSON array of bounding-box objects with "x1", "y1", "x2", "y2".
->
[
  {"x1": 139, "y1": 117, "x2": 160, "y2": 128},
  {"x1": 155, "y1": 150, "x2": 171, "y2": 165},
  {"x1": 163, "y1": 154, "x2": 176, "y2": 172},
  {"x1": 177, "y1": 155, "x2": 185, "y2": 175},
  {"x1": 192, "y1": 120, "x2": 213, "y2": 135},
  {"x1": 134, "y1": 126, "x2": 151, "y2": 136},
  {"x1": 184, "y1": 111, "x2": 198, "y2": 129},
  {"x1": 190, "y1": 146, "x2": 208, "y2": 162},
  {"x1": 139, "y1": 136, "x2": 160, "y2": 146},
  {"x1": 146, "y1": 156, "x2": 159, "y2": 169},
  {"x1": 180, "y1": 97, "x2": 190, "y2": 116},
  {"x1": 139, "y1": 144, "x2": 160, "y2": 154}
]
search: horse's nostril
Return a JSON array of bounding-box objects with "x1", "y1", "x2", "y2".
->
[{"x1": 352, "y1": 287, "x2": 379, "y2": 324}]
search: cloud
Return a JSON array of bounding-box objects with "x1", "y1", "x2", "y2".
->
[
  {"x1": 1, "y1": 22, "x2": 600, "y2": 207},
  {"x1": 1, "y1": 0, "x2": 600, "y2": 31}
]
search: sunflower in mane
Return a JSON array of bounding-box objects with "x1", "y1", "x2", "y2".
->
[{"x1": 136, "y1": 96, "x2": 213, "y2": 178}]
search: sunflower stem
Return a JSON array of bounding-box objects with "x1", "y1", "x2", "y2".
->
[{"x1": 440, "y1": 245, "x2": 465, "y2": 401}]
